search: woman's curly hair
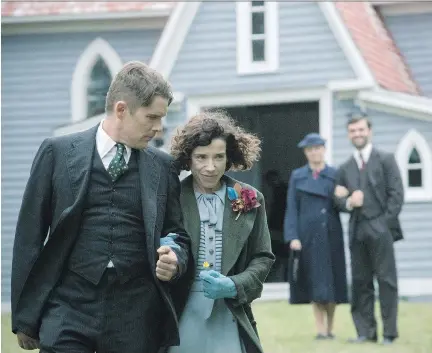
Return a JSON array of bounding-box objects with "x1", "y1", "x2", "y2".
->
[{"x1": 170, "y1": 110, "x2": 261, "y2": 172}]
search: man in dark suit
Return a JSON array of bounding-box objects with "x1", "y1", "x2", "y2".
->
[
  {"x1": 11, "y1": 61, "x2": 191, "y2": 353},
  {"x1": 334, "y1": 112, "x2": 404, "y2": 345}
]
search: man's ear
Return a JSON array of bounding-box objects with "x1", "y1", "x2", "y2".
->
[{"x1": 114, "y1": 101, "x2": 128, "y2": 120}]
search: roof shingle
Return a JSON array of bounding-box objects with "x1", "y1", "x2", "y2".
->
[{"x1": 335, "y1": 2, "x2": 420, "y2": 95}]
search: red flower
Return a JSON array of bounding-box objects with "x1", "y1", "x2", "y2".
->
[
  {"x1": 240, "y1": 189, "x2": 258, "y2": 212},
  {"x1": 230, "y1": 183, "x2": 261, "y2": 220}
]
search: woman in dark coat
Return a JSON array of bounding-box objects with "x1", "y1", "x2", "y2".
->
[{"x1": 284, "y1": 133, "x2": 348, "y2": 340}]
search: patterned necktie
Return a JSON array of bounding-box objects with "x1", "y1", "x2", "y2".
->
[{"x1": 107, "y1": 143, "x2": 128, "y2": 181}]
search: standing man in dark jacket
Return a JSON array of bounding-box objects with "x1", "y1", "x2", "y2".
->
[
  {"x1": 11, "y1": 61, "x2": 191, "y2": 353},
  {"x1": 334, "y1": 111, "x2": 404, "y2": 345}
]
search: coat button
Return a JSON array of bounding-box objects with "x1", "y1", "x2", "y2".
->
[
  {"x1": 209, "y1": 249, "x2": 214, "y2": 255},
  {"x1": 321, "y1": 208, "x2": 327, "y2": 214},
  {"x1": 209, "y1": 236, "x2": 214, "y2": 240}
]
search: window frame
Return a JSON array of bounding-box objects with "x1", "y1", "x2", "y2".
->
[
  {"x1": 236, "y1": 1, "x2": 279, "y2": 75},
  {"x1": 395, "y1": 129, "x2": 432, "y2": 202},
  {"x1": 71, "y1": 38, "x2": 123, "y2": 123}
]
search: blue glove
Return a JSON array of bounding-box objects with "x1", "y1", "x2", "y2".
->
[
  {"x1": 199, "y1": 270, "x2": 237, "y2": 300},
  {"x1": 160, "y1": 233, "x2": 181, "y2": 252}
]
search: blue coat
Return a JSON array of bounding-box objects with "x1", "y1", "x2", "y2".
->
[{"x1": 284, "y1": 165, "x2": 348, "y2": 304}]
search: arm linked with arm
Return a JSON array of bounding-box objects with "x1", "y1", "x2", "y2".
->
[
  {"x1": 161, "y1": 161, "x2": 191, "y2": 279},
  {"x1": 333, "y1": 167, "x2": 352, "y2": 213}
]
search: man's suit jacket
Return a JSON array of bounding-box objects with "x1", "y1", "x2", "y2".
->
[
  {"x1": 169, "y1": 174, "x2": 275, "y2": 353},
  {"x1": 11, "y1": 124, "x2": 191, "y2": 348},
  {"x1": 335, "y1": 148, "x2": 404, "y2": 243}
]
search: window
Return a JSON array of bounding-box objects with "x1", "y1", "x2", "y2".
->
[
  {"x1": 71, "y1": 38, "x2": 123, "y2": 122},
  {"x1": 236, "y1": 2, "x2": 279, "y2": 74},
  {"x1": 395, "y1": 129, "x2": 432, "y2": 202},
  {"x1": 407, "y1": 148, "x2": 422, "y2": 187},
  {"x1": 87, "y1": 57, "x2": 112, "y2": 119}
]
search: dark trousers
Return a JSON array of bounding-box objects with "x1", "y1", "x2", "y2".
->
[
  {"x1": 39, "y1": 268, "x2": 164, "y2": 353},
  {"x1": 350, "y1": 217, "x2": 398, "y2": 339}
]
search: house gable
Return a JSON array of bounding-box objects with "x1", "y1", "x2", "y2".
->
[{"x1": 158, "y1": 2, "x2": 359, "y2": 96}]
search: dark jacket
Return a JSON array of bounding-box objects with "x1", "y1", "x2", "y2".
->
[
  {"x1": 334, "y1": 148, "x2": 404, "y2": 243},
  {"x1": 11, "y1": 124, "x2": 191, "y2": 349},
  {"x1": 170, "y1": 174, "x2": 275, "y2": 353}
]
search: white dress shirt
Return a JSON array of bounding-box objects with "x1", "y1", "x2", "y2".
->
[
  {"x1": 353, "y1": 143, "x2": 372, "y2": 170},
  {"x1": 96, "y1": 120, "x2": 132, "y2": 168},
  {"x1": 96, "y1": 120, "x2": 132, "y2": 268}
]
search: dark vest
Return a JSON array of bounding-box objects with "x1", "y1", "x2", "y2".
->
[
  {"x1": 356, "y1": 162, "x2": 383, "y2": 220},
  {"x1": 68, "y1": 150, "x2": 150, "y2": 285}
]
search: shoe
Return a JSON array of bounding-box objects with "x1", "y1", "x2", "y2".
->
[
  {"x1": 315, "y1": 334, "x2": 327, "y2": 340},
  {"x1": 327, "y1": 333, "x2": 335, "y2": 340},
  {"x1": 382, "y1": 337, "x2": 396, "y2": 345},
  {"x1": 347, "y1": 336, "x2": 377, "y2": 343}
]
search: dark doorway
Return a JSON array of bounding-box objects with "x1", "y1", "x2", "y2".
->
[{"x1": 210, "y1": 102, "x2": 320, "y2": 282}]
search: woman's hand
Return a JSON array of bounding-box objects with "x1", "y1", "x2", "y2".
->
[{"x1": 290, "y1": 239, "x2": 302, "y2": 251}]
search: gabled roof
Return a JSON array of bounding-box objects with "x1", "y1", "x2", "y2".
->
[
  {"x1": 335, "y1": 1, "x2": 420, "y2": 95},
  {"x1": 1, "y1": 1, "x2": 173, "y2": 18}
]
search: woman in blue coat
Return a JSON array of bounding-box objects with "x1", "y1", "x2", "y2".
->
[{"x1": 284, "y1": 133, "x2": 348, "y2": 340}]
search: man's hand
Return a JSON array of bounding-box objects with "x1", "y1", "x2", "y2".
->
[
  {"x1": 290, "y1": 239, "x2": 302, "y2": 251},
  {"x1": 334, "y1": 185, "x2": 349, "y2": 198},
  {"x1": 349, "y1": 190, "x2": 364, "y2": 208},
  {"x1": 156, "y1": 245, "x2": 178, "y2": 281},
  {"x1": 17, "y1": 332, "x2": 39, "y2": 350}
]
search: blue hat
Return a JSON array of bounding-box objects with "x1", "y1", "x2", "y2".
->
[{"x1": 297, "y1": 133, "x2": 326, "y2": 148}]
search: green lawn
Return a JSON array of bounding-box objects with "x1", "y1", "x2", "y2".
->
[{"x1": 2, "y1": 301, "x2": 431, "y2": 353}]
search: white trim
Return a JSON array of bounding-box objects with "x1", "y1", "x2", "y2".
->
[
  {"x1": 358, "y1": 90, "x2": 432, "y2": 122},
  {"x1": 236, "y1": 2, "x2": 279, "y2": 75},
  {"x1": 319, "y1": 90, "x2": 333, "y2": 165},
  {"x1": 54, "y1": 114, "x2": 104, "y2": 137},
  {"x1": 378, "y1": 2, "x2": 432, "y2": 16},
  {"x1": 57, "y1": 93, "x2": 184, "y2": 136},
  {"x1": 256, "y1": 278, "x2": 432, "y2": 302},
  {"x1": 187, "y1": 88, "x2": 324, "y2": 113},
  {"x1": 1, "y1": 8, "x2": 172, "y2": 24},
  {"x1": 2, "y1": 17, "x2": 168, "y2": 36},
  {"x1": 187, "y1": 88, "x2": 331, "y2": 161},
  {"x1": 318, "y1": 2, "x2": 376, "y2": 86},
  {"x1": 149, "y1": 2, "x2": 201, "y2": 78},
  {"x1": 71, "y1": 38, "x2": 123, "y2": 123},
  {"x1": 395, "y1": 129, "x2": 432, "y2": 202}
]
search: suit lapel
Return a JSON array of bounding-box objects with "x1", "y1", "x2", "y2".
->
[
  {"x1": 366, "y1": 149, "x2": 380, "y2": 186},
  {"x1": 180, "y1": 175, "x2": 255, "y2": 275},
  {"x1": 65, "y1": 125, "x2": 98, "y2": 201},
  {"x1": 138, "y1": 149, "x2": 161, "y2": 266},
  {"x1": 221, "y1": 176, "x2": 255, "y2": 275}
]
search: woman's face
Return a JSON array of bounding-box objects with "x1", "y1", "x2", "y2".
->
[{"x1": 190, "y1": 138, "x2": 227, "y2": 193}]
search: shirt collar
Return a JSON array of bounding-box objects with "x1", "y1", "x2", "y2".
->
[
  {"x1": 96, "y1": 119, "x2": 132, "y2": 161},
  {"x1": 354, "y1": 143, "x2": 373, "y2": 163},
  {"x1": 194, "y1": 182, "x2": 226, "y2": 205}
]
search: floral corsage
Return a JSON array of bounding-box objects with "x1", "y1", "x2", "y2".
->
[{"x1": 227, "y1": 183, "x2": 261, "y2": 220}]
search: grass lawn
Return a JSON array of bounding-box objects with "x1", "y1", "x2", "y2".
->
[{"x1": 2, "y1": 301, "x2": 431, "y2": 352}]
